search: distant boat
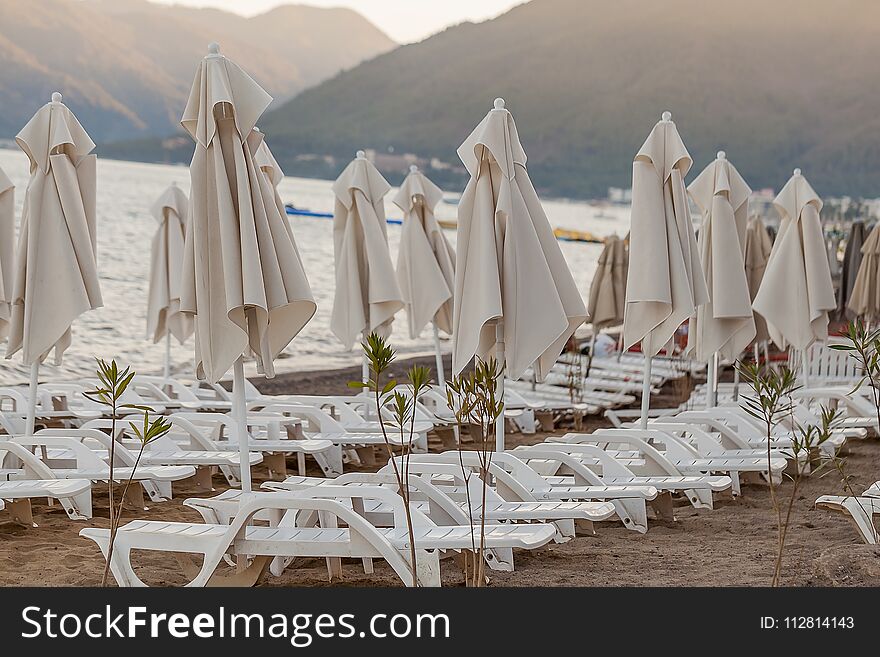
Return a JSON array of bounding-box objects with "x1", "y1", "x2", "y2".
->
[
  {"x1": 593, "y1": 211, "x2": 616, "y2": 221},
  {"x1": 284, "y1": 203, "x2": 402, "y2": 224},
  {"x1": 285, "y1": 204, "x2": 333, "y2": 219}
]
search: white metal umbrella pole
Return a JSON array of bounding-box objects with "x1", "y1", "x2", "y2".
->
[
  {"x1": 495, "y1": 320, "x2": 506, "y2": 452},
  {"x1": 432, "y1": 321, "x2": 446, "y2": 390},
  {"x1": 639, "y1": 351, "x2": 652, "y2": 429},
  {"x1": 232, "y1": 356, "x2": 252, "y2": 494},
  {"x1": 25, "y1": 362, "x2": 39, "y2": 435},
  {"x1": 706, "y1": 351, "x2": 719, "y2": 408},
  {"x1": 163, "y1": 331, "x2": 171, "y2": 380}
]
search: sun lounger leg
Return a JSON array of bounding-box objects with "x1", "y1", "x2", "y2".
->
[
  {"x1": 6, "y1": 499, "x2": 35, "y2": 527},
  {"x1": 649, "y1": 492, "x2": 675, "y2": 521},
  {"x1": 612, "y1": 498, "x2": 648, "y2": 533},
  {"x1": 125, "y1": 485, "x2": 147, "y2": 510}
]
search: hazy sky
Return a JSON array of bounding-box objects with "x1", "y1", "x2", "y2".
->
[{"x1": 153, "y1": 1, "x2": 524, "y2": 43}]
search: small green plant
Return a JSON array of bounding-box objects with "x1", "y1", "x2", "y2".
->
[
  {"x1": 83, "y1": 359, "x2": 171, "y2": 586},
  {"x1": 446, "y1": 357, "x2": 504, "y2": 587},
  {"x1": 774, "y1": 405, "x2": 840, "y2": 584},
  {"x1": 738, "y1": 362, "x2": 799, "y2": 586},
  {"x1": 349, "y1": 333, "x2": 430, "y2": 586},
  {"x1": 828, "y1": 320, "x2": 880, "y2": 437}
]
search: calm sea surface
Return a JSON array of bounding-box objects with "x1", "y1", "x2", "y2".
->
[{"x1": 0, "y1": 148, "x2": 630, "y2": 384}]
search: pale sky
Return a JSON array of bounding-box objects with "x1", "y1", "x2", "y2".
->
[{"x1": 153, "y1": 1, "x2": 524, "y2": 43}]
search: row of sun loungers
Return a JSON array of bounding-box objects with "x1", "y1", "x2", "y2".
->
[{"x1": 1, "y1": 345, "x2": 877, "y2": 585}]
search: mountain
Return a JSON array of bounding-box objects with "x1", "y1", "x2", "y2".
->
[
  {"x1": 0, "y1": 0, "x2": 395, "y2": 142},
  {"x1": 259, "y1": 0, "x2": 880, "y2": 199}
]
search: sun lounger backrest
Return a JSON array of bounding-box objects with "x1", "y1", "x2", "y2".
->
[{"x1": 0, "y1": 440, "x2": 57, "y2": 479}]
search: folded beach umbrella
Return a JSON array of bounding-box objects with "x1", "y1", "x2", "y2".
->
[
  {"x1": 623, "y1": 111, "x2": 709, "y2": 427},
  {"x1": 179, "y1": 43, "x2": 316, "y2": 492},
  {"x1": 743, "y1": 215, "x2": 773, "y2": 345},
  {"x1": 837, "y1": 220, "x2": 867, "y2": 319},
  {"x1": 753, "y1": 169, "x2": 835, "y2": 353},
  {"x1": 452, "y1": 98, "x2": 587, "y2": 449},
  {"x1": 587, "y1": 235, "x2": 628, "y2": 331},
  {"x1": 331, "y1": 151, "x2": 403, "y2": 356},
  {"x1": 394, "y1": 165, "x2": 456, "y2": 384},
  {"x1": 0, "y1": 167, "x2": 13, "y2": 342},
  {"x1": 146, "y1": 182, "x2": 193, "y2": 377},
  {"x1": 5, "y1": 93, "x2": 102, "y2": 434},
  {"x1": 686, "y1": 152, "x2": 755, "y2": 405},
  {"x1": 846, "y1": 222, "x2": 880, "y2": 322}
]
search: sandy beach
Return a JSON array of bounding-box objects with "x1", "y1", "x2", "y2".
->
[{"x1": 1, "y1": 355, "x2": 878, "y2": 588}]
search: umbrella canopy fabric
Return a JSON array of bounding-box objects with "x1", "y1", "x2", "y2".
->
[
  {"x1": 330, "y1": 153, "x2": 403, "y2": 350},
  {"x1": 753, "y1": 171, "x2": 835, "y2": 350},
  {"x1": 146, "y1": 183, "x2": 193, "y2": 345},
  {"x1": 847, "y1": 223, "x2": 880, "y2": 321},
  {"x1": 451, "y1": 99, "x2": 586, "y2": 381},
  {"x1": 686, "y1": 154, "x2": 755, "y2": 361},
  {"x1": 837, "y1": 220, "x2": 866, "y2": 319},
  {"x1": 623, "y1": 114, "x2": 708, "y2": 356},
  {"x1": 394, "y1": 167, "x2": 456, "y2": 339},
  {"x1": 5, "y1": 95, "x2": 102, "y2": 365},
  {"x1": 179, "y1": 48, "x2": 316, "y2": 382},
  {"x1": 0, "y1": 167, "x2": 13, "y2": 342},
  {"x1": 587, "y1": 235, "x2": 628, "y2": 330},
  {"x1": 743, "y1": 215, "x2": 774, "y2": 344}
]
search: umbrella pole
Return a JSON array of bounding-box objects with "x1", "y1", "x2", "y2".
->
[
  {"x1": 232, "y1": 356, "x2": 252, "y2": 494},
  {"x1": 26, "y1": 361, "x2": 39, "y2": 435},
  {"x1": 639, "y1": 351, "x2": 652, "y2": 430},
  {"x1": 586, "y1": 330, "x2": 598, "y2": 378},
  {"x1": 495, "y1": 321, "x2": 506, "y2": 452},
  {"x1": 432, "y1": 321, "x2": 446, "y2": 391},
  {"x1": 754, "y1": 342, "x2": 760, "y2": 365},
  {"x1": 163, "y1": 331, "x2": 171, "y2": 380},
  {"x1": 706, "y1": 351, "x2": 718, "y2": 408},
  {"x1": 732, "y1": 355, "x2": 741, "y2": 402}
]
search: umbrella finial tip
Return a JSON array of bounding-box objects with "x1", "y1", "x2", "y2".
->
[
  {"x1": 661, "y1": 111, "x2": 672, "y2": 121},
  {"x1": 409, "y1": 164, "x2": 419, "y2": 173},
  {"x1": 51, "y1": 92, "x2": 62, "y2": 103},
  {"x1": 493, "y1": 97, "x2": 505, "y2": 110},
  {"x1": 356, "y1": 150, "x2": 366, "y2": 159},
  {"x1": 717, "y1": 150, "x2": 726, "y2": 160},
  {"x1": 208, "y1": 42, "x2": 220, "y2": 55},
  {"x1": 793, "y1": 168, "x2": 802, "y2": 176}
]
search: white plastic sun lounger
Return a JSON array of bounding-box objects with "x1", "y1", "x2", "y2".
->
[
  {"x1": 514, "y1": 442, "x2": 731, "y2": 514},
  {"x1": 409, "y1": 451, "x2": 658, "y2": 533},
  {"x1": 0, "y1": 440, "x2": 93, "y2": 523},
  {"x1": 1, "y1": 435, "x2": 195, "y2": 505},
  {"x1": 815, "y1": 482, "x2": 880, "y2": 545},
  {"x1": 40, "y1": 425, "x2": 261, "y2": 491},
  {"x1": 172, "y1": 412, "x2": 340, "y2": 477},
  {"x1": 81, "y1": 487, "x2": 557, "y2": 587}
]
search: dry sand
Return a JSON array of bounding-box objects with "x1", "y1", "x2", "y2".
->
[{"x1": 2, "y1": 355, "x2": 879, "y2": 587}]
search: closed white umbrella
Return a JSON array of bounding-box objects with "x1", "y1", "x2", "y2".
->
[
  {"x1": 179, "y1": 43, "x2": 316, "y2": 493},
  {"x1": 331, "y1": 150, "x2": 403, "y2": 383},
  {"x1": 623, "y1": 111, "x2": 709, "y2": 427},
  {"x1": 586, "y1": 234, "x2": 627, "y2": 374},
  {"x1": 686, "y1": 151, "x2": 755, "y2": 406},
  {"x1": 847, "y1": 222, "x2": 880, "y2": 322},
  {"x1": 394, "y1": 165, "x2": 456, "y2": 385},
  {"x1": 452, "y1": 98, "x2": 587, "y2": 450},
  {"x1": 753, "y1": 169, "x2": 835, "y2": 359},
  {"x1": 146, "y1": 182, "x2": 192, "y2": 379},
  {"x1": 743, "y1": 215, "x2": 773, "y2": 347},
  {"x1": 5, "y1": 92, "x2": 102, "y2": 435},
  {"x1": 0, "y1": 166, "x2": 13, "y2": 342},
  {"x1": 587, "y1": 234, "x2": 628, "y2": 330}
]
